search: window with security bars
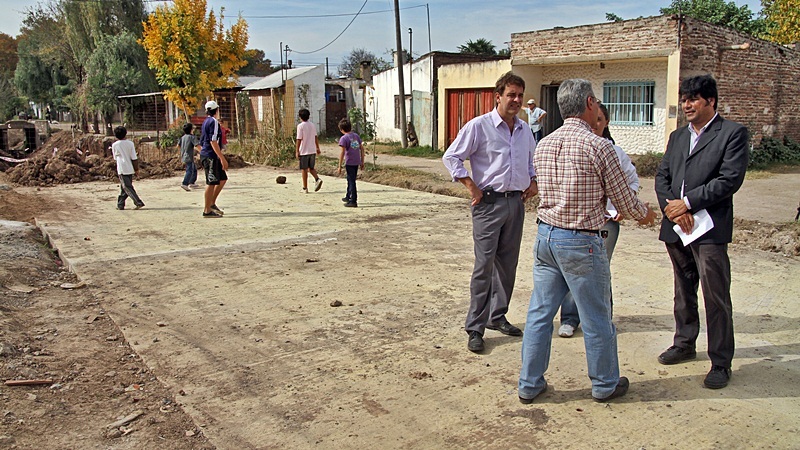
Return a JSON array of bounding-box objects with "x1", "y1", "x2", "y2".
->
[{"x1": 602, "y1": 81, "x2": 655, "y2": 126}]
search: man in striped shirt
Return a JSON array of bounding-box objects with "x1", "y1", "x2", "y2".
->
[{"x1": 518, "y1": 79, "x2": 656, "y2": 404}]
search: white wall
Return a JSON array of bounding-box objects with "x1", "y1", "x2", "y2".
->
[
  {"x1": 373, "y1": 57, "x2": 433, "y2": 144},
  {"x1": 291, "y1": 65, "x2": 327, "y2": 133},
  {"x1": 541, "y1": 60, "x2": 669, "y2": 154}
]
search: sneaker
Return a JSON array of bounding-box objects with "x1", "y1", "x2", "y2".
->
[
  {"x1": 203, "y1": 211, "x2": 222, "y2": 218},
  {"x1": 314, "y1": 178, "x2": 323, "y2": 192},
  {"x1": 558, "y1": 323, "x2": 575, "y2": 338},
  {"x1": 116, "y1": 206, "x2": 124, "y2": 210},
  {"x1": 134, "y1": 204, "x2": 145, "y2": 210},
  {"x1": 593, "y1": 377, "x2": 629, "y2": 402},
  {"x1": 210, "y1": 204, "x2": 224, "y2": 215},
  {"x1": 302, "y1": 187, "x2": 308, "y2": 194},
  {"x1": 657, "y1": 346, "x2": 697, "y2": 365},
  {"x1": 189, "y1": 184, "x2": 201, "y2": 189},
  {"x1": 703, "y1": 366, "x2": 731, "y2": 389},
  {"x1": 467, "y1": 331, "x2": 484, "y2": 353},
  {"x1": 342, "y1": 197, "x2": 350, "y2": 203},
  {"x1": 344, "y1": 202, "x2": 358, "y2": 208},
  {"x1": 181, "y1": 185, "x2": 191, "y2": 191}
]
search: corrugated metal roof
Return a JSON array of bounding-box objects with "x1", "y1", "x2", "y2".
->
[{"x1": 242, "y1": 66, "x2": 319, "y2": 91}]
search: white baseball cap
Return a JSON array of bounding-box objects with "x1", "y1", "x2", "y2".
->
[
  {"x1": 527, "y1": 99, "x2": 536, "y2": 104},
  {"x1": 205, "y1": 100, "x2": 219, "y2": 110}
]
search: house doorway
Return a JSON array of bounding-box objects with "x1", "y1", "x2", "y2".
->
[
  {"x1": 540, "y1": 84, "x2": 562, "y2": 137},
  {"x1": 445, "y1": 88, "x2": 495, "y2": 147}
]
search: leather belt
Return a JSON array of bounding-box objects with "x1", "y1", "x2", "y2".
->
[
  {"x1": 536, "y1": 219, "x2": 600, "y2": 236},
  {"x1": 497, "y1": 191, "x2": 522, "y2": 197}
]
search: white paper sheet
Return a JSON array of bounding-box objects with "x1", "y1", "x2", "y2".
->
[{"x1": 673, "y1": 209, "x2": 715, "y2": 245}]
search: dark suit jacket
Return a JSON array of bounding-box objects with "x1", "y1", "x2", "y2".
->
[{"x1": 655, "y1": 115, "x2": 749, "y2": 244}]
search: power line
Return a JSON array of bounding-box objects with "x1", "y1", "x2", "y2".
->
[
  {"x1": 242, "y1": 4, "x2": 426, "y2": 19},
  {"x1": 289, "y1": 0, "x2": 369, "y2": 55}
]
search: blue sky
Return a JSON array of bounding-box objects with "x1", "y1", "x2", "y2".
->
[{"x1": 2, "y1": 0, "x2": 763, "y2": 73}]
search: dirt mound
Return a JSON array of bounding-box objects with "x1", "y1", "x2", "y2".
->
[
  {"x1": 4, "y1": 131, "x2": 184, "y2": 186},
  {"x1": 734, "y1": 218, "x2": 800, "y2": 256}
]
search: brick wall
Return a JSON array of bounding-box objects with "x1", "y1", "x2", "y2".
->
[
  {"x1": 512, "y1": 16, "x2": 678, "y2": 63},
  {"x1": 512, "y1": 15, "x2": 800, "y2": 144},
  {"x1": 680, "y1": 18, "x2": 800, "y2": 143}
]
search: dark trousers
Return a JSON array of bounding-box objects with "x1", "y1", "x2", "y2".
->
[
  {"x1": 665, "y1": 241, "x2": 734, "y2": 368},
  {"x1": 345, "y1": 164, "x2": 358, "y2": 203},
  {"x1": 117, "y1": 174, "x2": 144, "y2": 209},
  {"x1": 465, "y1": 195, "x2": 525, "y2": 334}
]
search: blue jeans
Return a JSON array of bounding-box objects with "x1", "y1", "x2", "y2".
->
[
  {"x1": 560, "y1": 220, "x2": 619, "y2": 327},
  {"x1": 519, "y1": 222, "x2": 619, "y2": 400},
  {"x1": 182, "y1": 161, "x2": 197, "y2": 186}
]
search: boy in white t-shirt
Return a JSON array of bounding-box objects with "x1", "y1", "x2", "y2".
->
[
  {"x1": 111, "y1": 126, "x2": 145, "y2": 210},
  {"x1": 295, "y1": 108, "x2": 322, "y2": 193}
]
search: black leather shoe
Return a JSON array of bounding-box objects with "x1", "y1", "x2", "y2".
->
[
  {"x1": 658, "y1": 346, "x2": 697, "y2": 365},
  {"x1": 467, "y1": 331, "x2": 484, "y2": 353},
  {"x1": 486, "y1": 321, "x2": 523, "y2": 336},
  {"x1": 519, "y1": 382, "x2": 548, "y2": 404},
  {"x1": 704, "y1": 366, "x2": 731, "y2": 389},
  {"x1": 593, "y1": 376, "x2": 629, "y2": 402}
]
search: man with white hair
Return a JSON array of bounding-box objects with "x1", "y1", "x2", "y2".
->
[{"x1": 518, "y1": 79, "x2": 656, "y2": 403}]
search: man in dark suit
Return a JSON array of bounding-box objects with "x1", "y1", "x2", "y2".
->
[{"x1": 655, "y1": 74, "x2": 748, "y2": 389}]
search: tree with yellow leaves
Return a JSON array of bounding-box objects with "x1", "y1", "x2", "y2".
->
[
  {"x1": 140, "y1": 0, "x2": 248, "y2": 117},
  {"x1": 763, "y1": 0, "x2": 800, "y2": 44}
]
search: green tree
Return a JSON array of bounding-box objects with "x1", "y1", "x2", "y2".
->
[
  {"x1": 606, "y1": 12, "x2": 624, "y2": 22},
  {"x1": 458, "y1": 38, "x2": 497, "y2": 55},
  {"x1": 141, "y1": 0, "x2": 249, "y2": 116},
  {"x1": 86, "y1": 32, "x2": 156, "y2": 134},
  {"x1": 14, "y1": 1, "x2": 151, "y2": 129},
  {"x1": 338, "y1": 48, "x2": 392, "y2": 78},
  {"x1": 762, "y1": 0, "x2": 800, "y2": 44},
  {"x1": 659, "y1": 0, "x2": 766, "y2": 36},
  {"x1": 239, "y1": 49, "x2": 275, "y2": 76}
]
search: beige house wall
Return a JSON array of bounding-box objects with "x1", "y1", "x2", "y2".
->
[{"x1": 436, "y1": 59, "x2": 511, "y2": 150}]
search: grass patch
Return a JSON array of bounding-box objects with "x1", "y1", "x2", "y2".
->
[{"x1": 388, "y1": 145, "x2": 441, "y2": 159}]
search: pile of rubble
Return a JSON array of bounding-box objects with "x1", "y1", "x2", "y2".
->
[{"x1": 2, "y1": 130, "x2": 247, "y2": 187}]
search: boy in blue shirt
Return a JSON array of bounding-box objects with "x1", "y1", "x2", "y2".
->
[{"x1": 199, "y1": 100, "x2": 228, "y2": 218}]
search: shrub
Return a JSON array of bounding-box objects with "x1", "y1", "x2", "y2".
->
[
  {"x1": 749, "y1": 136, "x2": 800, "y2": 169},
  {"x1": 157, "y1": 124, "x2": 185, "y2": 149},
  {"x1": 630, "y1": 152, "x2": 664, "y2": 178}
]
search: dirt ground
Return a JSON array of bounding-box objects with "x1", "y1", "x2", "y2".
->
[{"x1": 0, "y1": 133, "x2": 798, "y2": 449}]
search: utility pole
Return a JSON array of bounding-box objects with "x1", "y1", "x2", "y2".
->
[
  {"x1": 408, "y1": 27, "x2": 413, "y2": 127},
  {"x1": 393, "y1": 0, "x2": 408, "y2": 148}
]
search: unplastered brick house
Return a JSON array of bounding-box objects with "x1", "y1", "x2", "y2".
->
[{"x1": 508, "y1": 15, "x2": 800, "y2": 154}]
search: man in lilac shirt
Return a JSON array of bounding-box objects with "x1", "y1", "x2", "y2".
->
[{"x1": 442, "y1": 72, "x2": 538, "y2": 353}]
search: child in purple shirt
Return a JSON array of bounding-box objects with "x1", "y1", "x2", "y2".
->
[{"x1": 337, "y1": 118, "x2": 365, "y2": 207}]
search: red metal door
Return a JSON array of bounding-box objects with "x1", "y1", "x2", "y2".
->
[{"x1": 445, "y1": 88, "x2": 495, "y2": 147}]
